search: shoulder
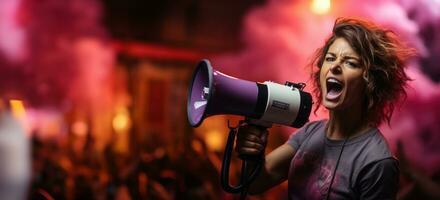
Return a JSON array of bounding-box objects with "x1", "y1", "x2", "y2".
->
[
  {"x1": 285, "y1": 120, "x2": 326, "y2": 149},
  {"x1": 357, "y1": 128, "x2": 394, "y2": 161},
  {"x1": 301, "y1": 119, "x2": 327, "y2": 134},
  {"x1": 350, "y1": 128, "x2": 397, "y2": 186}
]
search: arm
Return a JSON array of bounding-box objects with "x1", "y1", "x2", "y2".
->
[
  {"x1": 357, "y1": 158, "x2": 399, "y2": 200},
  {"x1": 247, "y1": 143, "x2": 296, "y2": 194}
]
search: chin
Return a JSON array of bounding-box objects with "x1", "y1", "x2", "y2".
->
[{"x1": 323, "y1": 102, "x2": 338, "y2": 110}]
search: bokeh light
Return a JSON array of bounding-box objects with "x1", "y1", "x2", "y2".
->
[
  {"x1": 310, "y1": 0, "x2": 331, "y2": 15},
  {"x1": 9, "y1": 99, "x2": 26, "y2": 119}
]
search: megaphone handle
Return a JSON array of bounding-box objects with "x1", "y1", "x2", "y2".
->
[{"x1": 220, "y1": 122, "x2": 264, "y2": 199}]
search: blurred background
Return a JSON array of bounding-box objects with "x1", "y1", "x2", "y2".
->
[{"x1": 0, "y1": 0, "x2": 439, "y2": 199}]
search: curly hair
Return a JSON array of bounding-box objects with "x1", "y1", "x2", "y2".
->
[{"x1": 310, "y1": 18, "x2": 416, "y2": 126}]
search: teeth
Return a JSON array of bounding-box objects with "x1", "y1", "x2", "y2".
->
[{"x1": 327, "y1": 78, "x2": 341, "y2": 84}]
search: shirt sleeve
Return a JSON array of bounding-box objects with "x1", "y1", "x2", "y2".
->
[
  {"x1": 285, "y1": 121, "x2": 319, "y2": 150},
  {"x1": 357, "y1": 158, "x2": 399, "y2": 200}
]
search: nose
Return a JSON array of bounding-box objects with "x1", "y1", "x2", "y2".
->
[{"x1": 330, "y1": 61, "x2": 342, "y2": 74}]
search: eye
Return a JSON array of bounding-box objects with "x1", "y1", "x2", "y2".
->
[
  {"x1": 345, "y1": 60, "x2": 359, "y2": 68},
  {"x1": 325, "y1": 56, "x2": 335, "y2": 62}
]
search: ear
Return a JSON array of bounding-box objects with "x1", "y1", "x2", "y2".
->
[{"x1": 362, "y1": 70, "x2": 369, "y2": 83}]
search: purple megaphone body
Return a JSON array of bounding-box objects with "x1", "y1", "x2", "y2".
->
[{"x1": 187, "y1": 59, "x2": 312, "y2": 128}]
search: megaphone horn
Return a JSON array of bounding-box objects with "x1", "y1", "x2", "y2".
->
[{"x1": 187, "y1": 59, "x2": 312, "y2": 128}]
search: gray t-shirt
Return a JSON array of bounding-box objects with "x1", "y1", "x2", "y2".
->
[{"x1": 286, "y1": 120, "x2": 399, "y2": 200}]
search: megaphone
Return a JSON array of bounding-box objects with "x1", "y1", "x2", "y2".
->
[
  {"x1": 187, "y1": 59, "x2": 312, "y2": 128},
  {"x1": 186, "y1": 59, "x2": 312, "y2": 199}
]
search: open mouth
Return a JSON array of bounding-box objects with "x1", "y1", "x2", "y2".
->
[{"x1": 326, "y1": 78, "x2": 343, "y2": 100}]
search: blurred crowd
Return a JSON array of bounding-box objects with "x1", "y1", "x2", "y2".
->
[{"x1": 28, "y1": 131, "x2": 223, "y2": 200}]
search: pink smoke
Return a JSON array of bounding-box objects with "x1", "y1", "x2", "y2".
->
[
  {"x1": 0, "y1": 0, "x2": 26, "y2": 62},
  {"x1": 214, "y1": 0, "x2": 440, "y2": 173},
  {"x1": 0, "y1": 0, "x2": 115, "y2": 110}
]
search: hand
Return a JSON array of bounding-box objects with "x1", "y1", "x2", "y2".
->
[{"x1": 235, "y1": 124, "x2": 268, "y2": 157}]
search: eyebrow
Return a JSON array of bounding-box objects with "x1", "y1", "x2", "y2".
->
[{"x1": 326, "y1": 52, "x2": 360, "y2": 61}]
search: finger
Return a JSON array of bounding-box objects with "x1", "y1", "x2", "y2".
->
[
  {"x1": 236, "y1": 136, "x2": 264, "y2": 149},
  {"x1": 237, "y1": 135, "x2": 262, "y2": 147},
  {"x1": 235, "y1": 139, "x2": 265, "y2": 153},
  {"x1": 244, "y1": 134, "x2": 264, "y2": 143},
  {"x1": 241, "y1": 141, "x2": 265, "y2": 151},
  {"x1": 238, "y1": 147, "x2": 263, "y2": 156},
  {"x1": 236, "y1": 139, "x2": 256, "y2": 149}
]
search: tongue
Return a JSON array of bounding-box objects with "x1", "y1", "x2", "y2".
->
[{"x1": 326, "y1": 89, "x2": 342, "y2": 100}]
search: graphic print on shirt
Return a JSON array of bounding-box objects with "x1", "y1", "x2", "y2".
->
[
  {"x1": 318, "y1": 158, "x2": 340, "y2": 197},
  {"x1": 289, "y1": 146, "x2": 344, "y2": 199},
  {"x1": 289, "y1": 149, "x2": 324, "y2": 199}
]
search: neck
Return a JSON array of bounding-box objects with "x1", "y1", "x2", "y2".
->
[{"x1": 326, "y1": 105, "x2": 369, "y2": 140}]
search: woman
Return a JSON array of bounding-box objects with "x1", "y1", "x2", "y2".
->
[{"x1": 236, "y1": 18, "x2": 415, "y2": 199}]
